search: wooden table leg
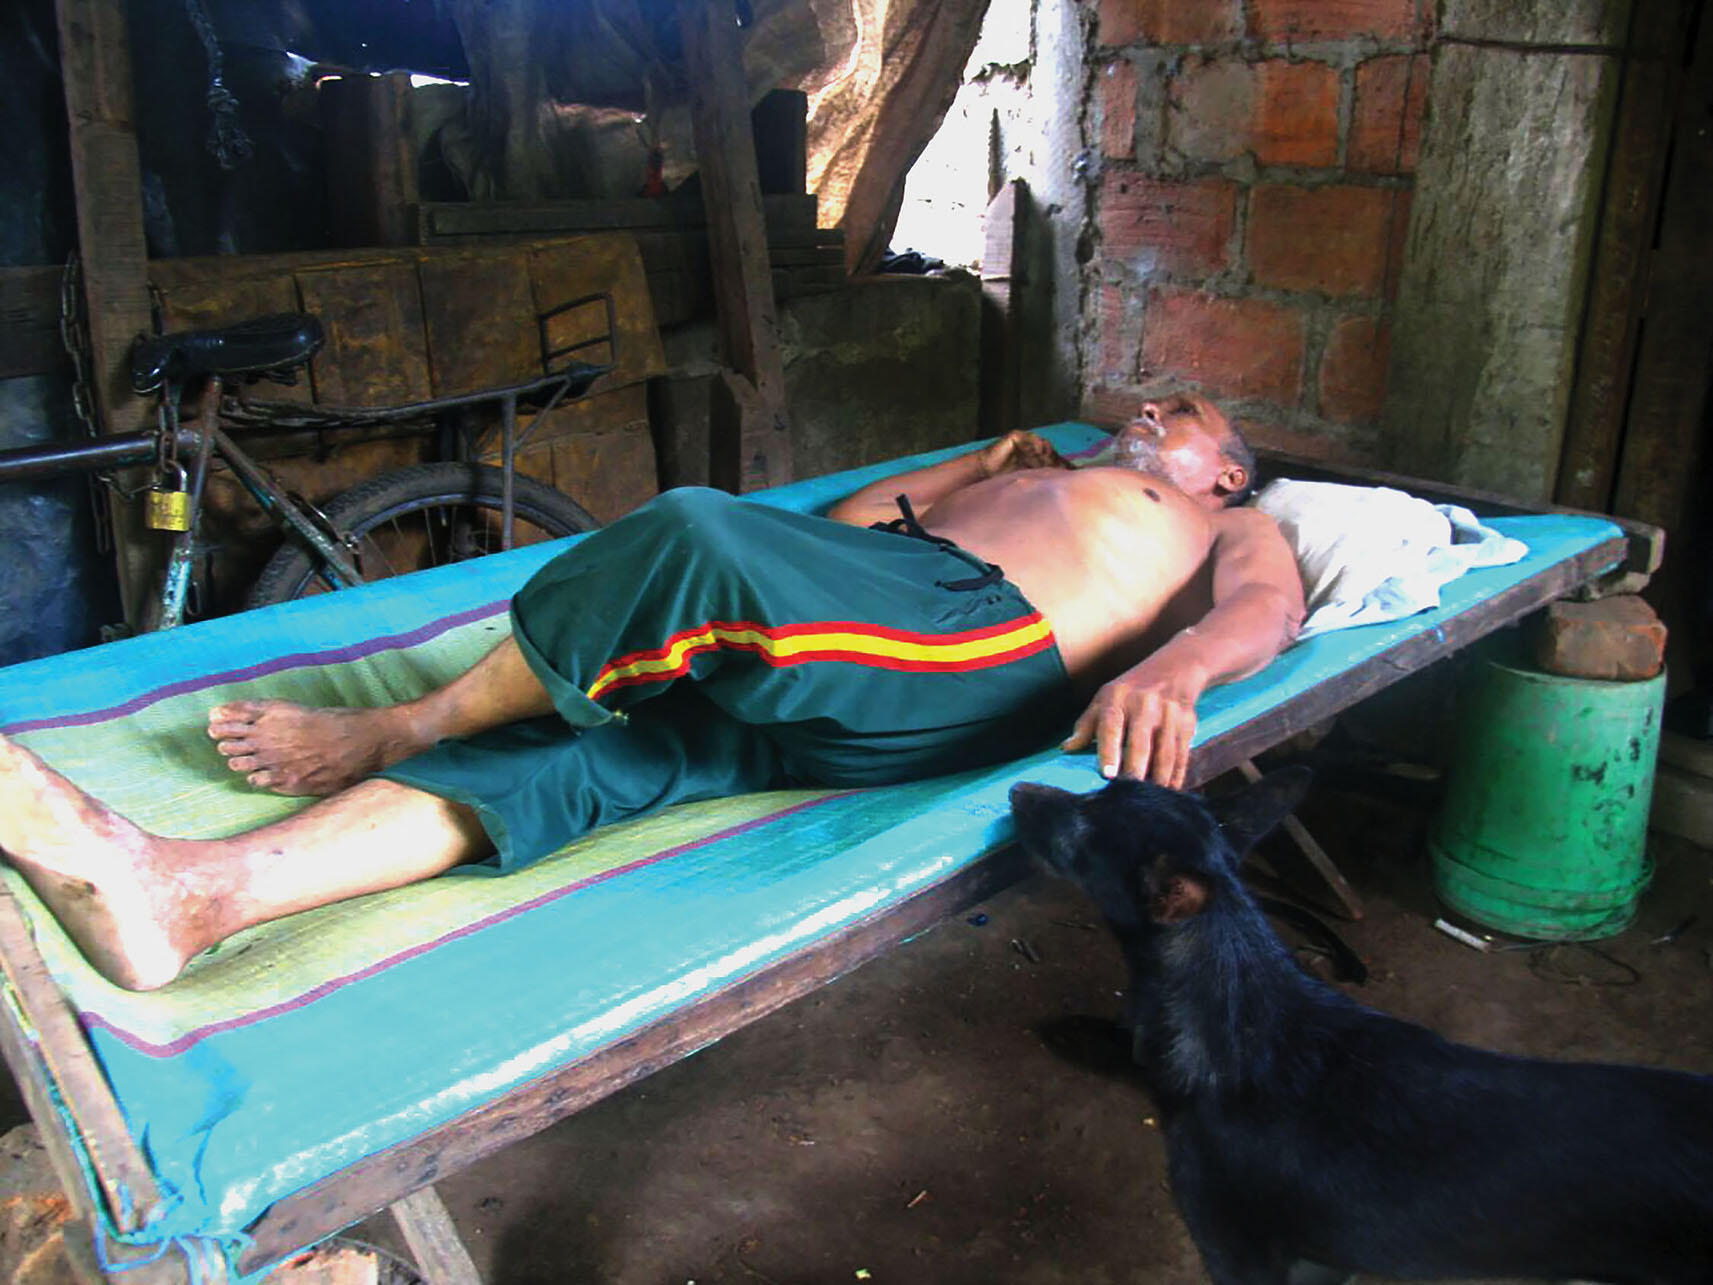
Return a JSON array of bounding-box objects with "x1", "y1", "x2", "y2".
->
[
  {"x1": 389, "y1": 1185, "x2": 482, "y2": 1285},
  {"x1": 1238, "y1": 758, "x2": 1365, "y2": 921}
]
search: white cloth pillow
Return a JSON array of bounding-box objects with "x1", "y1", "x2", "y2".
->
[{"x1": 1254, "y1": 479, "x2": 1529, "y2": 640}]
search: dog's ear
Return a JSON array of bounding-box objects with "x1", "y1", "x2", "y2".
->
[
  {"x1": 1144, "y1": 867, "x2": 1210, "y2": 923},
  {"x1": 1207, "y1": 765, "x2": 1314, "y2": 854}
]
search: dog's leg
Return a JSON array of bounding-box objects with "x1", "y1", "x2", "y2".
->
[{"x1": 1171, "y1": 1175, "x2": 1292, "y2": 1285}]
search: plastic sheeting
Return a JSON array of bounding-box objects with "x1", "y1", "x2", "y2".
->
[{"x1": 0, "y1": 423, "x2": 1624, "y2": 1267}]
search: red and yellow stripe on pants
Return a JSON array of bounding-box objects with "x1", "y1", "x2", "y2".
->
[{"x1": 587, "y1": 613, "x2": 1056, "y2": 703}]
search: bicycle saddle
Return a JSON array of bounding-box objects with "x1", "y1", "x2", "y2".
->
[{"x1": 130, "y1": 313, "x2": 325, "y2": 393}]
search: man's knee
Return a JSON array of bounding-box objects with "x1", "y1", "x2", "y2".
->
[{"x1": 643, "y1": 486, "x2": 744, "y2": 528}]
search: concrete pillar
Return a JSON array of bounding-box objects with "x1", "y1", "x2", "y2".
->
[{"x1": 1383, "y1": 1, "x2": 1627, "y2": 501}]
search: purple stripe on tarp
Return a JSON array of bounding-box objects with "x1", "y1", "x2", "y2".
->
[
  {"x1": 77, "y1": 789, "x2": 860, "y2": 1058},
  {"x1": 1, "y1": 601, "x2": 511, "y2": 736}
]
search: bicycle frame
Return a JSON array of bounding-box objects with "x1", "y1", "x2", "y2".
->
[
  {"x1": 1, "y1": 290, "x2": 621, "y2": 629},
  {"x1": 0, "y1": 394, "x2": 367, "y2": 631}
]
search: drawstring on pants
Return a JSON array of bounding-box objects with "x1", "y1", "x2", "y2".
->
[{"x1": 871, "y1": 495, "x2": 1004, "y2": 591}]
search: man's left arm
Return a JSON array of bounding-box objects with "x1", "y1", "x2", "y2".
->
[{"x1": 1062, "y1": 508, "x2": 1305, "y2": 788}]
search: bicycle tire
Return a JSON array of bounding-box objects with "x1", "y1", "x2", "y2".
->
[{"x1": 246, "y1": 461, "x2": 599, "y2": 608}]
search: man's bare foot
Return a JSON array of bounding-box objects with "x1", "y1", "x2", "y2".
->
[
  {"x1": 0, "y1": 735, "x2": 201, "y2": 991},
  {"x1": 206, "y1": 700, "x2": 427, "y2": 796}
]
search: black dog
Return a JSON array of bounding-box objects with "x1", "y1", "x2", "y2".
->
[{"x1": 1009, "y1": 768, "x2": 1713, "y2": 1285}]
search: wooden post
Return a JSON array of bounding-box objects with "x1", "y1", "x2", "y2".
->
[
  {"x1": 1557, "y1": 0, "x2": 1690, "y2": 513},
  {"x1": 676, "y1": 0, "x2": 792, "y2": 493},
  {"x1": 321, "y1": 72, "x2": 421, "y2": 248},
  {"x1": 979, "y1": 179, "x2": 1028, "y2": 436},
  {"x1": 55, "y1": 0, "x2": 159, "y2": 629}
]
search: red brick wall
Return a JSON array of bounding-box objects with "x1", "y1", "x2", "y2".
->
[{"x1": 1086, "y1": 0, "x2": 1433, "y2": 462}]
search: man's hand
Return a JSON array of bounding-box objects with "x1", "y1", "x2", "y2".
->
[
  {"x1": 977, "y1": 430, "x2": 1072, "y2": 478},
  {"x1": 1060, "y1": 653, "x2": 1210, "y2": 789}
]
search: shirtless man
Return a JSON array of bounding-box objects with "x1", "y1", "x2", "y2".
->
[{"x1": 0, "y1": 394, "x2": 1303, "y2": 991}]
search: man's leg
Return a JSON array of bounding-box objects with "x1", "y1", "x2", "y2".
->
[
  {"x1": 208, "y1": 634, "x2": 552, "y2": 796},
  {"x1": 0, "y1": 733, "x2": 487, "y2": 991}
]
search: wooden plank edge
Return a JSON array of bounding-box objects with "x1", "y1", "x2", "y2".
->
[
  {"x1": 0, "y1": 889, "x2": 161, "y2": 1230},
  {"x1": 237, "y1": 846, "x2": 1031, "y2": 1272},
  {"x1": 0, "y1": 891, "x2": 188, "y2": 1281}
]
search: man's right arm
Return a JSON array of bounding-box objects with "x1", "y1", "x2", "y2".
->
[{"x1": 824, "y1": 430, "x2": 1069, "y2": 527}]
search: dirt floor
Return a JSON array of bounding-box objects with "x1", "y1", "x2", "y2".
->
[
  {"x1": 3, "y1": 745, "x2": 1710, "y2": 1284},
  {"x1": 333, "y1": 764, "x2": 1712, "y2": 1285}
]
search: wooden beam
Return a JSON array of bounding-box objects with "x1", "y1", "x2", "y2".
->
[
  {"x1": 0, "y1": 266, "x2": 70, "y2": 380},
  {"x1": 55, "y1": 0, "x2": 158, "y2": 628},
  {"x1": 1557, "y1": 0, "x2": 1691, "y2": 512},
  {"x1": 419, "y1": 194, "x2": 822, "y2": 241},
  {"x1": 676, "y1": 0, "x2": 792, "y2": 492}
]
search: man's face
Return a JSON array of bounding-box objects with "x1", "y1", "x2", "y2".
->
[{"x1": 1113, "y1": 394, "x2": 1243, "y2": 506}]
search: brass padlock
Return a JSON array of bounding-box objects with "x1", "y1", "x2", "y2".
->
[{"x1": 144, "y1": 462, "x2": 193, "y2": 532}]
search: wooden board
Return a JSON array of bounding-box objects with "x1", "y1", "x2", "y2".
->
[
  {"x1": 417, "y1": 252, "x2": 539, "y2": 398},
  {"x1": 295, "y1": 262, "x2": 433, "y2": 406},
  {"x1": 418, "y1": 195, "x2": 821, "y2": 241},
  {"x1": 0, "y1": 266, "x2": 68, "y2": 380}
]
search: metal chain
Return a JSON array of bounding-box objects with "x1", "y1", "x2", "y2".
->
[
  {"x1": 58, "y1": 254, "x2": 118, "y2": 552},
  {"x1": 58, "y1": 254, "x2": 98, "y2": 438},
  {"x1": 182, "y1": 0, "x2": 253, "y2": 171}
]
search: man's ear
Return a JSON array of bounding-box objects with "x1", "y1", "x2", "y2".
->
[
  {"x1": 1147, "y1": 869, "x2": 1210, "y2": 924},
  {"x1": 1207, "y1": 766, "x2": 1313, "y2": 854},
  {"x1": 1214, "y1": 460, "x2": 1248, "y2": 499}
]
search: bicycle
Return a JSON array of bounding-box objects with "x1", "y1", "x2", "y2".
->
[{"x1": 0, "y1": 295, "x2": 617, "y2": 631}]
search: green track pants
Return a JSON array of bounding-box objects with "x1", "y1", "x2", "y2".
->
[{"x1": 381, "y1": 488, "x2": 1072, "y2": 868}]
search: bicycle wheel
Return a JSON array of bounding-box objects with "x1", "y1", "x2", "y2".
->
[{"x1": 246, "y1": 461, "x2": 598, "y2": 608}]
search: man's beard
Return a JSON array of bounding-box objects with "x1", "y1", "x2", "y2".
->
[{"x1": 1112, "y1": 433, "x2": 1163, "y2": 474}]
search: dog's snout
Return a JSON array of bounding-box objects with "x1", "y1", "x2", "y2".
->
[{"x1": 1009, "y1": 783, "x2": 1053, "y2": 809}]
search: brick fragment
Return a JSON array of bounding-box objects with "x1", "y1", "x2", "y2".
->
[
  {"x1": 1533, "y1": 596, "x2": 1668, "y2": 682},
  {"x1": 1140, "y1": 287, "x2": 1305, "y2": 403},
  {"x1": 1100, "y1": 0, "x2": 1240, "y2": 46},
  {"x1": 1099, "y1": 174, "x2": 1237, "y2": 278},
  {"x1": 1248, "y1": 184, "x2": 1395, "y2": 297}
]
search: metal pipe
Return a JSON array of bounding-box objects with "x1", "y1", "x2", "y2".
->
[{"x1": 0, "y1": 431, "x2": 158, "y2": 483}]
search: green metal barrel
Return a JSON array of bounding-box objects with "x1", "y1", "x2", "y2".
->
[{"x1": 1428, "y1": 653, "x2": 1664, "y2": 940}]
